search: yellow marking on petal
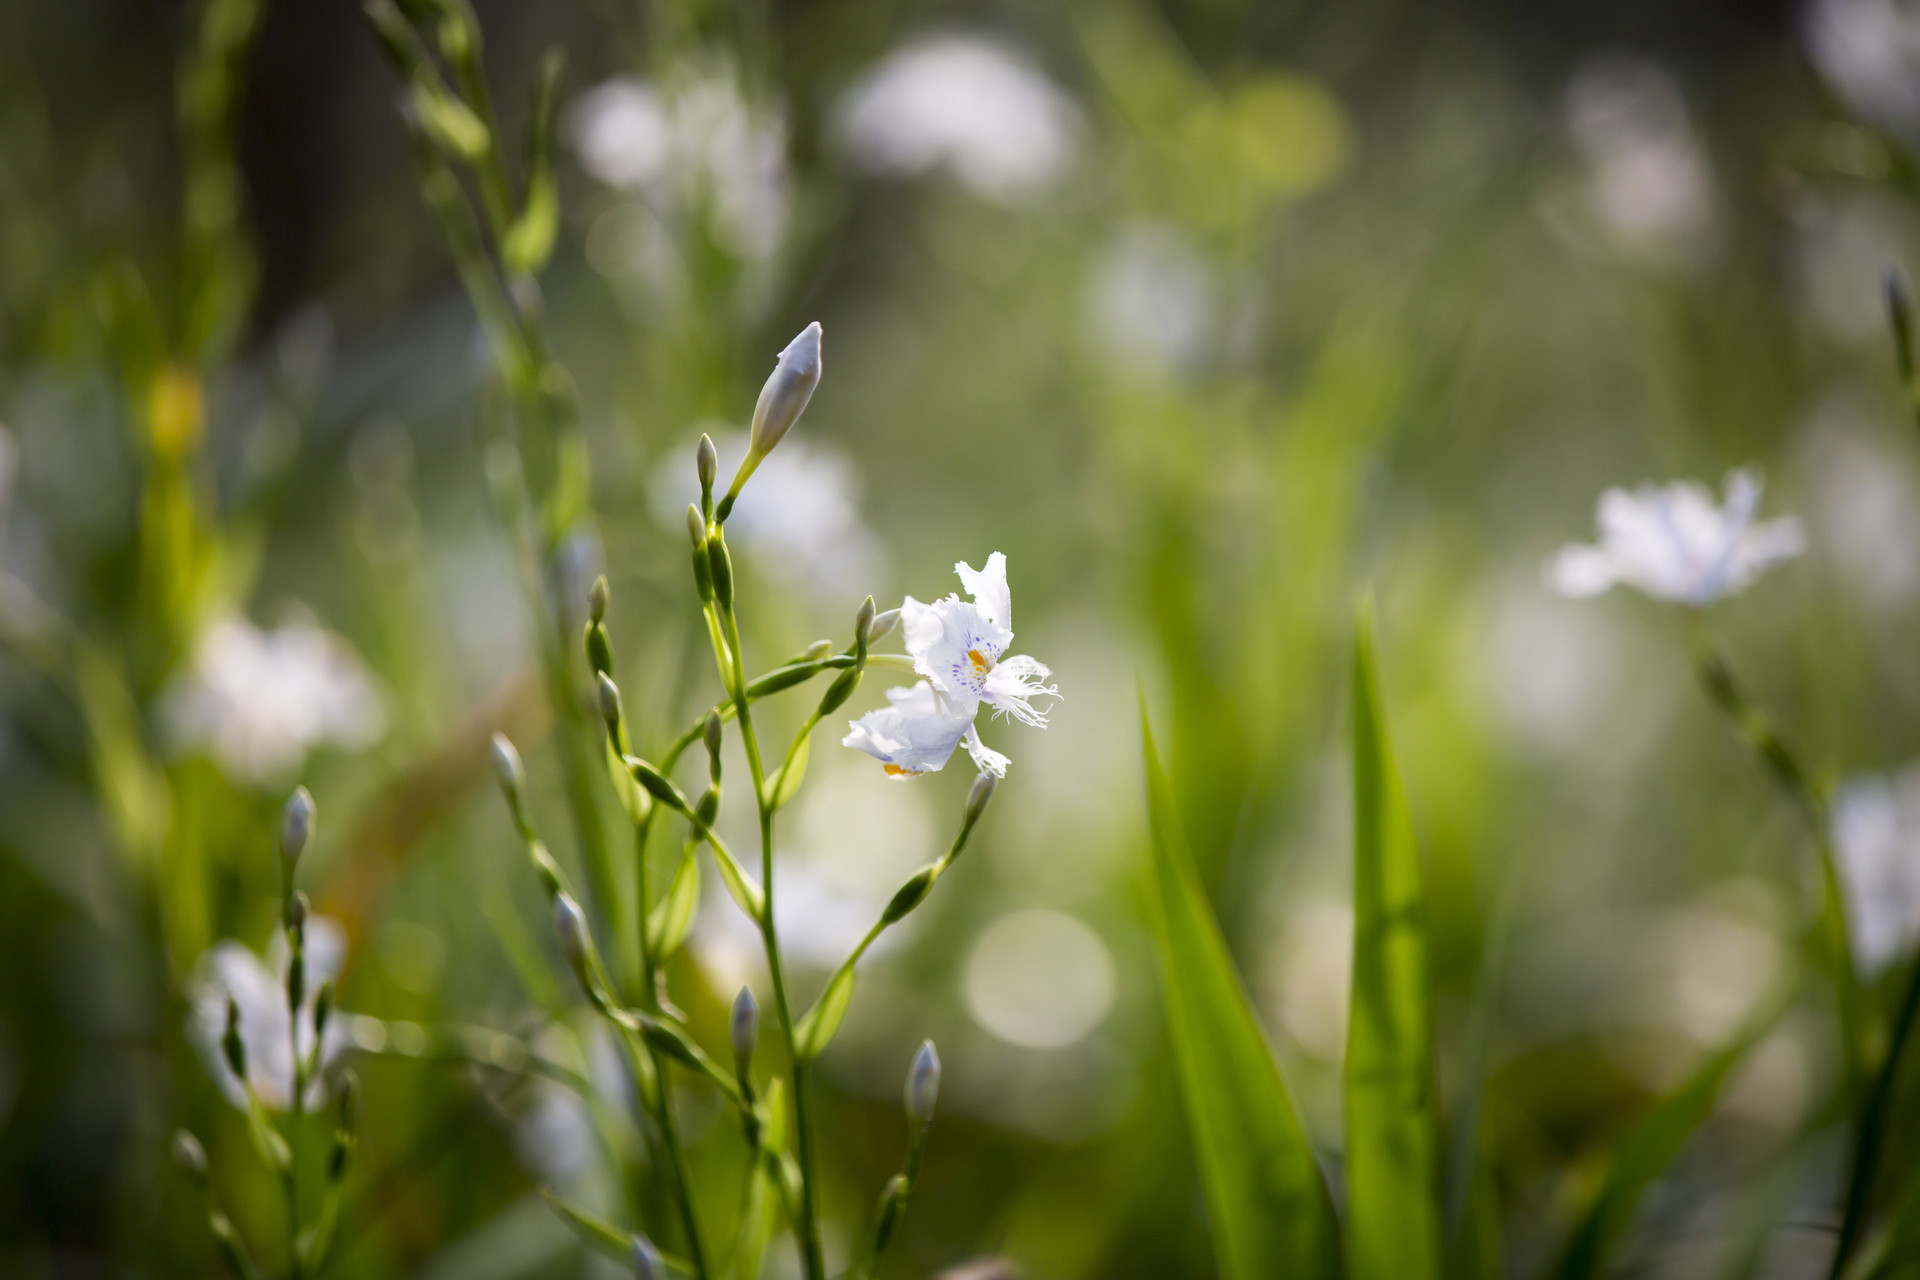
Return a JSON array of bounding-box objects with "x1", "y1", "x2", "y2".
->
[
  {"x1": 967, "y1": 649, "x2": 993, "y2": 678},
  {"x1": 884, "y1": 764, "x2": 924, "y2": 778}
]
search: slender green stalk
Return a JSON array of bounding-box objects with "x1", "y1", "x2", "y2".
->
[
  {"x1": 1830, "y1": 956, "x2": 1920, "y2": 1278},
  {"x1": 712, "y1": 585, "x2": 827, "y2": 1280},
  {"x1": 1686, "y1": 616, "x2": 1868, "y2": 1102}
]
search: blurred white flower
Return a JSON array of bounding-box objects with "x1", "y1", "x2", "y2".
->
[
  {"x1": 963, "y1": 909, "x2": 1114, "y2": 1049},
  {"x1": 1833, "y1": 765, "x2": 1920, "y2": 973},
  {"x1": 512, "y1": 1019, "x2": 629, "y2": 1189},
  {"x1": 1483, "y1": 580, "x2": 1626, "y2": 755},
  {"x1": 835, "y1": 35, "x2": 1081, "y2": 203},
  {"x1": 568, "y1": 67, "x2": 790, "y2": 259},
  {"x1": 185, "y1": 918, "x2": 351, "y2": 1111},
  {"x1": 1805, "y1": 0, "x2": 1920, "y2": 135},
  {"x1": 1086, "y1": 224, "x2": 1214, "y2": 377},
  {"x1": 1565, "y1": 56, "x2": 1717, "y2": 267},
  {"x1": 1548, "y1": 468, "x2": 1805, "y2": 605},
  {"x1": 692, "y1": 859, "x2": 909, "y2": 990},
  {"x1": 648, "y1": 427, "x2": 883, "y2": 601},
  {"x1": 162, "y1": 614, "x2": 384, "y2": 782}
]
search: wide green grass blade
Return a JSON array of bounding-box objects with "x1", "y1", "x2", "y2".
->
[
  {"x1": 1346, "y1": 598, "x2": 1444, "y2": 1280},
  {"x1": 1139, "y1": 690, "x2": 1340, "y2": 1280}
]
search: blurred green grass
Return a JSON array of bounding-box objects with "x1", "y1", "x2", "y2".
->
[{"x1": 4, "y1": 0, "x2": 1920, "y2": 1275}]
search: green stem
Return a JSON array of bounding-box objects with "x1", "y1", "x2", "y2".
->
[
  {"x1": 713, "y1": 592, "x2": 826, "y2": 1280},
  {"x1": 1687, "y1": 617, "x2": 1868, "y2": 1103},
  {"x1": 1830, "y1": 956, "x2": 1920, "y2": 1278}
]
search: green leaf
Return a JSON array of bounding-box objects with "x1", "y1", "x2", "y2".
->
[
  {"x1": 1550, "y1": 988, "x2": 1792, "y2": 1280},
  {"x1": 502, "y1": 48, "x2": 563, "y2": 276},
  {"x1": 647, "y1": 844, "x2": 701, "y2": 959},
  {"x1": 1138, "y1": 690, "x2": 1339, "y2": 1280},
  {"x1": 794, "y1": 961, "x2": 856, "y2": 1063},
  {"x1": 1347, "y1": 596, "x2": 1444, "y2": 1280},
  {"x1": 768, "y1": 733, "x2": 809, "y2": 811},
  {"x1": 708, "y1": 841, "x2": 765, "y2": 922}
]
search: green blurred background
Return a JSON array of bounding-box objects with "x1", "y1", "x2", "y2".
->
[{"x1": 2, "y1": 0, "x2": 1918, "y2": 1274}]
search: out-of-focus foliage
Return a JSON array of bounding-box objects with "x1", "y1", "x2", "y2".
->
[{"x1": 9, "y1": 0, "x2": 1920, "y2": 1275}]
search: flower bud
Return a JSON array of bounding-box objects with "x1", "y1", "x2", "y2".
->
[
  {"x1": 528, "y1": 839, "x2": 563, "y2": 898},
  {"x1": 336, "y1": 1068, "x2": 361, "y2": 1131},
  {"x1": 719, "y1": 323, "x2": 824, "y2": 522},
  {"x1": 1890, "y1": 270, "x2": 1916, "y2": 387},
  {"x1": 882, "y1": 865, "x2": 938, "y2": 925},
  {"x1": 588, "y1": 574, "x2": 609, "y2": 624},
  {"x1": 704, "y1": 710, "x2": 724, "y2": 761},
  {"x1": 282, "y1": 786, "x2": 315, "y2": 865},
  {"x1": 872, "y1": 1172, "x2": 910, "y2": 1256},
  {"x1": 628, "y1": 758, "x2": 688, "y2": 812},
  {"x1": 210, "y1": 1211, "x2": 248, "y2": 1274},
  {"x1": 816, "y1": 668, "x2": 861, "y2": 718},
  {"x1": 750, "y1": 323, "x2": 822, "y2": 462},
  {"x1": 707, "y1": 534, "x2": 735, "y2": 608},
  {"x1": 171, "y1": 1128, "x2": 209, "y2": 1184},
  {"x1": 696, "y1": 789, "x2": 721, "y2": 825},
  {"x1": 313, "y1": 980, "x2": 335, "y2": 1042},
  {"x1": 632, "y1": 1234, "x2": 665, "y2": 1280},
  {"x1": 596, "y1": 672, "x2": 623, "y2": 728},
  {"x1": 697, "y1": 434, "x2": 718, "y2": 497},
  {"x1": 966, "y1": 770, "x2": 999, "y2": 829},
  {"x1": 553, "y1": 892, "x2": 593, "y2": 993},
  {"x1": 905, "y1": 1039, "x2": 940, "y2": 1124},
  {"x1": 855, "y1": 596, "x2": 876, "y2": 645},
  {"x1": 287, "y1": 889, "x2": 309, "y2": 932},
  {"x1": 866, "y1": 608, "x2": 901, "y2": 645},
  {"x1": 491, "y1": 733, "x2": 525, "y2": 797},
  {"x1": 586, "y1": 620, "x2": 615, "y2": 680},
  {"x1": 687, "y1": 504, "x2": 714, "y2": 601},
  {"x1": 804, "y1": 638, "x2": 833, "y2": 662},
  {"x1": 730, "y1": 986, "x2": 760, "y2": 1071},
  {"x1": 223, "y1": 998, "x2": 248, "y2": 1082}
]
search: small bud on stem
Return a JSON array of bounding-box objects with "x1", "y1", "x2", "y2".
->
[
  {"x1": 905, "y1": 1039, "x2": 941, "y2": 1125},
  {"x1": 553, "y1": 892, "x2": 594, "y2": 997},
  {"x1": 720, "y1": 322, "x2": 823, "y2": 521},
  {"x1": 223, "y1": 998, "x2": 248, "y2": 1082},
  {"x1": 730, "y1": 985, "x2": 760, "y2": 1076},
  {"x1": 491, "y1": 733, "x2": 525, "y2": 797},
  {"x1": 595, "y1": 672, "x2": 623, "y2": 729},
  {"x1": 866, "y1": 608, "x2": 900, "y2": 645},
  {"x1": 687, "y1": 504, "x2": 714, "y2": 602},
  {"x1": 282, "y1": 786, "x2": 315, "y2": 867},
  {"x1": 588, "y1": 574, "x2": 609, "y2": 624},
  {"x1": 171, "y1": 1129, "x2": 209, "y2": 1184}
]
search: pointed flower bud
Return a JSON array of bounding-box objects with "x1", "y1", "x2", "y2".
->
[
  {"x1": 491, "y1": 733, "x2": 525, "y2": 797},
  {"x1": 905, "y1": 1039, "x2": 940, "y2": 1124},
  {"x1": 704, "y1": 711, "x2": 724, "y2": 760},
  {"x1": 966, "y1": 770, "x2": 999, "y2": 828},
  {"x1": 866, "y1": 608, "x2": 901, "y2": 644},
  {"x1": 720, "y1": 323, "x2": 823, "y2": 521},
  {"x1": 588, "y1": 574, "x2": 609, "y2": 624},
  {"x1": 632, "y1": 1234, "x2": 665, "y2": 1280},
  {"x1": 750, "y1": 322, "x2": 822, "y2": 462},
  {"x1": 282, "y1": 786, "x2": 315, "y2": 865},
  {"x1": 804, "y1": 638, "x2": 833, "y2": 662},
  {"x1": 697, "y1": 434, "x2": 718, "y2": 496},
  {"x1": 313, "y1": 980, "x2": 334, "y2": 1040},
  {"x1": 730, "y1": 986, "x2": 760, "y2": 1071},
  {"x1": 287, "y1": 889, "x2": 309, "y2": 933},
  {"x1": 687, "y1": 504, "x2": 714, "y2": 601},
  {"x1": 553, "y1": 892, "x2": 593, "y2": 993},
  {"x1": 855, "y1": 595, "x2": 877, "y2": 643},
  {"x1": 171, "y1": 1128, "x2": 209, "y2": 1183},
  {"x1": 596, "y1": 672, "x2": 623, "y2": 728}
]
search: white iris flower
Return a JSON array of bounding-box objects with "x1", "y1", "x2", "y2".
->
[
  {"x1": 1548, "y1": 467, "x2": 1805, "y2": 605},
  {"x1": 843, "y1": 553, "x2": 1055, "y2": 779}
]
